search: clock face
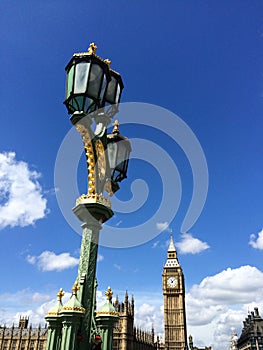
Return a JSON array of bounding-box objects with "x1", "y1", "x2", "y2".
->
[{"x1": 167, "y1": 276, "x2": 177, "y2": 288}]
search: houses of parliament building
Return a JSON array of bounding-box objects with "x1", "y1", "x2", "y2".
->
[{"x1": 0, "y1": 234, "x2": 216, "y2": 350}]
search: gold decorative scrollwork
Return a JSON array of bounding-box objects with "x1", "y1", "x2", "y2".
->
[{"x1": 95, "y1": 139, "x2": 106, "y2": 181}]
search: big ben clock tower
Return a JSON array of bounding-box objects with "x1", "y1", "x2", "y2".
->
[{"x1": 162, "y1": 231, "x2": 188, "y2": 350}]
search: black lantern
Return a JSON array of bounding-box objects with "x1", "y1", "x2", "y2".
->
[
  {"x1": 107, "y1": 120, "x2": 131, "y2": 187},
  {"x1": 104, "y1": 69, "x2": 124, "y2": 117},
  {"x1": 64, "y1": 43, "x2": 111, "y2": 115}
]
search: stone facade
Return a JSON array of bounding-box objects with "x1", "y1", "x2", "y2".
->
[
  {"x1": 229, "y1": 331, "x2": 238, "y2": 350},
  {"x1": 112, "y1": 292, "x2": 161, "y2": 350},
  {"x1": 0, "y1": 317, "x2": 48, "y2": 350},
  {"x1": 237, "y1": 307, "x2": 263, "y2": 350}
]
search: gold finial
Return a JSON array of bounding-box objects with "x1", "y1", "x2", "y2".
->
[
  {"x1": 57, "y1": 288, "x2": 64, "y2": 301},
  {"x1": 105, "y1": 286, "x2": 113, "y2": 301},
  {"x1": 72, "y1": 283, "x2": 80, "y2": 296},
  {"x1": 112, "y1": 120, "x2": 120, "y2": 134},
  {"x1": 88, "y1": 42, "x2": 97, "y2": 55},
  {"x1": 104, "y1": 59, "x2": 111, "y2": 68}
]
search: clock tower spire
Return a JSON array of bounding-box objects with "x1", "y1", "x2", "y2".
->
[
  {"x1": 165, "y1": 230, "x2": 179, "y2": 266},
  {"x1": 162, "y1": 231, "x2": 188, "y2": 350}
]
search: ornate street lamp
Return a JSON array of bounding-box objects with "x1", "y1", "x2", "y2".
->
[
  {"x1": 64, "y1": 43, "x2": 111, "y2": 115},
  {"x1": 45, "y1": 43, "x2": 131, "y2": 350},
  {"x1": 64, "y1": 42, "x2": 129, "y2": 200}
]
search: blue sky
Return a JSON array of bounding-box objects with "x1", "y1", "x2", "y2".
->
[{"x1": 0, "y1": 1, "x2": 263, "y2": 349}]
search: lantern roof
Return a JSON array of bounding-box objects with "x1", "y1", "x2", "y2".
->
[
  {"x1": 65, "y1": 43, "x2": 109, "y2": 72},
  {"x1": 66, "y1": 43, "x2": 122, "y2": 80},
  {"x1": 107, "y1": 120, "x2": 131, "y2": 148},
  {"x1": 73, "y1": 43, "x2": 123, "y2": 86}
]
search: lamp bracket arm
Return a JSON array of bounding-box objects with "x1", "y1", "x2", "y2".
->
[{"x1": 71, "y1": 112, "x2": 95, "y2": 142}]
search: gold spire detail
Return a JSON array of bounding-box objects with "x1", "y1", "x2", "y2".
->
[
  {"x1": 57, "y1": 288, "x2": 64, "y2": 301},
  {"x1": 112, "y1": 120, "x2": 120, "y2": 134},
  {"x1": 87, "y1": 42, "x2": 97, "y2": 55},
  {"x1": 104, "y1": 59, "x2": 111, "y2": 68},
  {"x1": 72, "y1": 283, "x2": 80, "y2": 296},
  {"x1": 105, "y1": 286, "x2": 113, "y2": 301}
]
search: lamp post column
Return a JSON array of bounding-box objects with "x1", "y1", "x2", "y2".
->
[
  {"x1": 72, "y1": 203, "x2": 113, "y2": 350},
  {"x1": 70, "y1": 109, "x2": 114, "y2": 350}
]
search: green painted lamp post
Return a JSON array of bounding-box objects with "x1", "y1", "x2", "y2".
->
[
  {"x1": 45, "y1": 289, "x2": 64, "y2": 350},
  {"x1": 96, "y1": 287, "x2": 119, "y2": 350},
  {"x1": 45, "y1": 43, "x2": 131, "y2": 350},
  {"x1": 60, "y1": 283, "x2": 85, "y2": 350}
]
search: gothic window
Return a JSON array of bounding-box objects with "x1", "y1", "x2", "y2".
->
[
  {"x1": 29, "y1": 341, "x2": 35, "y2": 350},
  {"x1": 3, "y1": 341, "x2": 8, "y2": 350},
  {"x1": 39, "y1": 341, "x2": 44, "y2": 350},
  {"x1": 11, "y1": 341, "x2": 17, "y2": 350},
  {"x1": 21, "y1": 341, "x2": 26, "y2": 350}
]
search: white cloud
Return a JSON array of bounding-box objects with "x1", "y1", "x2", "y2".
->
[
  {"x1": 27, "y1": 251, "x2": 79, "y2": 271},
  {"x1": 189, "y1": 265, "x2": 263, "y2": 306},
  {"x1": 26, "y1": 255, "x2": 36, "y2": 264},
  {"x1": 176, "y1": 233, "x2": 209, "y2": 254},
  {"x1": 186, "y1": 265, "x2": 263, "y2": 349},
  {"x1": 32, "y1": 292, "x2": 51, "y2": 303},
  {"x1": 156, "y1": 222, "x2": 169, "y2": 231},
  {"x1": 0, "y1": 152, "x2": 48, "y2": 229},
  {"x1": 0, "y1": 289, "x2": 52, "y2": 326},
  {"x1": 136, "y1": 303, "x2": 156, "y2": 328},
  {"x1": 9, "y1": 292, "x2": 71, "y2": 327},
  {"x1": 96, "y1": 290, "x2": 104, "y2": 309},
  {"x1": 123, "y1": 291, "x2": 164, "y2": 336},
  {"x1": 249, "y1": 228, "x2": 263, "y2": 249},
  {"x1": 0, "y1": 289, "x2": 50, "y2": 307}
]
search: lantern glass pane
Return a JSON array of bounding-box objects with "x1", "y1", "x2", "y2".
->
[
  {"x1": 113, "y1": 168, "x2": 122, "y2": 182},
  {"x1": 115, "y1": 162, "x2": 124, "y2": 172},
  {"x1": 87, "y1": 64, "x2": 103, "y2": 98},
  {"x1": 107, "y1": 142, "x2": 118, "y2": 169},
  {"x1": 66, "y1": 66, "x2": 74, "y2": 98},
  {"x1": 115, "y1": 84, "x2": 121, "y2": 103},
  {"x1": 116, "y1": 140, "x2": 129, "y2": 165},
  {"x1": 72, "y1": 96, "x2": 84, "y2": 112},
  {"x1": 100, "y1": 75, "x2": 107, "y2": 100},
  {"x1": 105, "y1": 77, "x2": 117, "y2": 103},
  {"x1": 84, "y1": 97, "x2": 94, "y2": 113},
  {"x1": 74, "y1": 62, "x2": 90, "y2": 94}
]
